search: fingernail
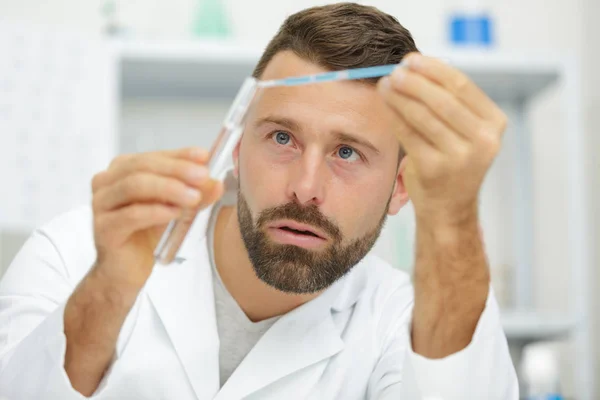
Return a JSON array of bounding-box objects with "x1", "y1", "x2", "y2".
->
[
  {"x1": 405, "y1": 53, "x2": 421, "y2": 68},
  {"x1": 185, "y1": 188, "x2": 201, "y2": 201},
  {"x1": 378, "y1": 76, "x2": 391, "y2": 92}
]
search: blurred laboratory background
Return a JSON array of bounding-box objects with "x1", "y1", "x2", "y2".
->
[{"x1": 0, "y1": 0, "x2": 598, "y2": 398}]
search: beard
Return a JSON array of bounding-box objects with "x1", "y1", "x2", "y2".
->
[{"x1": 237, "y1": 190, "x2": 390, "y2": 294}]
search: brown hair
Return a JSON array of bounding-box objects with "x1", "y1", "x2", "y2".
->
[{"x1": 253, "y1": 2, "x2": 419, "y2": 82}]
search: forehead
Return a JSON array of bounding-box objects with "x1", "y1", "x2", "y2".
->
[{"x1": 251, "y1": 51, "x2": 398, "y2": 142}]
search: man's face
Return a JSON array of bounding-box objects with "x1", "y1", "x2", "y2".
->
[{"x1": 233, "y1": 51, "x2": 408, "y2": 294}]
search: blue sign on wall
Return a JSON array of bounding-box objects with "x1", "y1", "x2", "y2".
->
[{"x1": 449, "y1": 14, "x2": 494, "y2": 46}]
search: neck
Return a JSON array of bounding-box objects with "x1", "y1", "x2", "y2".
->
[{"x1": 213, "y1": 205, "x2": 318, "y2": 322}]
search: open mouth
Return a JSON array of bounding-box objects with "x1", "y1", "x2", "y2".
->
[
  {"x1": 278, "y1": 226, "x2": 321, "y2": 238},
  {"x1": 267, "y1": 220, "x2": 328, "y2": 249}
]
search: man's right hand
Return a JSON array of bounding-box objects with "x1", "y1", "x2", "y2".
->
[
  {"x1": 64, "y1": 147, "x2": 223, "y2": 396},
  {"x1": 90, "y1": 147, "x2": 224, "y2": 291}
]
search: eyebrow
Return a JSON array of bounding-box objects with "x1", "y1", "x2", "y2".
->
[
  {"x1": 333, "y1": 131, "x2": 380, "y2": 155},
  {"x1": 254, "y1": 116, "x2": 381, "y2": 155},
  {"x1": 254, "y1": 116, "x2": 301, "y2": 132}
]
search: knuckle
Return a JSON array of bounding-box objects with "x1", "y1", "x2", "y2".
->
[
  {"x1": 127, "y1": 205, "x2": 146, "y2": 222},
  {"x1": 417, "y1": 110, "x2": 447, "y2": 139},
  {"x1": 432, "y1": 96, "x2": 455, "y2": 121},
  {"x1": 453, "y1": 144, "x2": 472, "y2": 166},
  {"x1": 109, "y1": 154, "x2": 128, "y2": 168},
  {"x1": 131, "y1": 156, "x2": 151, "y2": 172},
  {"x1": 426, "y1": 118, "x2": 444, "y2": 138},
  {"x1": 94, "y1": 215, "x2": 110, "y2": 238},
  {"x1": 452, "y1": 74, "x2": 470, "y2": 95},
  {"x1": 147, "y1": 205, "x2": 164, "y2": 220},
  {"x1": 480, "y1": 133, "x2": 501, "y2": 157},
  {"x1": 91, "y1": 195, "x2": 102, "y2": 213},
  {"x1": 410, "y1": 104, "x2": 430, "y2": 127},
  {"x1": 149, "y1": 177, "x2": 173, "y2": 202},
  {"x1": 496, "y1": 112, "x2": 508, "y2": 132},
  {"x1": 128, "y1": 156, "x2": 143, "y2": 171},
  {"x1": 91, "y1": 172, "x2": 105, "y2": 192},
  {"x1": 164, "y1": 180, "x2": 186, "y2": 200},
  {"x1": 162, "y1": 159, "x2": 179, "y2": 177},
  {"x1": 121, "y1": 174, "x2": 143, "y2": 198}
]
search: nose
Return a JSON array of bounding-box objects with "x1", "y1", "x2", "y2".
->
[{"x1": 286, "y1": 148, "x2": 327, "y2": 206}]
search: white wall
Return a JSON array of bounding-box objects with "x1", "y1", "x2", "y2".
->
[{"x1": 583, "y1": 0, "x2": 600, "y2": 391}]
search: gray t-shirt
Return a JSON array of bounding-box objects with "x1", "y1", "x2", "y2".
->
[{"x1": 207, "y1": 193, "x2": 280, "y2": 387}]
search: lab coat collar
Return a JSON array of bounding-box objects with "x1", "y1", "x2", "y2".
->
[{"x1": 330, "y1": 257, "x2": 369, "y2": 312}]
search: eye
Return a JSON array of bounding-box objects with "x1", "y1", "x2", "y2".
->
[
  {"x1": 337, "y1": 146, "x2": 360, "y2": 162},
  {"x1": 273, "y1": 131, "x2": 291, "y2": 145}
]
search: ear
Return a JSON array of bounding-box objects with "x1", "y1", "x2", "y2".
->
[
  {"x1": 232, "y1": 137, "x2": 242, "y2": 178},
  {"x1": 387, "y1": 157, "x2": 410, "y2": 216}
]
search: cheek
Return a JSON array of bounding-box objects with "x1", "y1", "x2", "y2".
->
[
  {"x1": 245, "y1": 133, "x2": 298, "y2": 169},
  {"x1": 239, "y1": 137, "x2": 289, "y2": 211},
  {"x1": 327, "y1": 171, "x2": 395, "y2": 240},
  {"x1": 262, "y1": 140, "x2": 299, "y2": 165},
  {"x1": 328, "y1": 160, "x2": 367, "y2": 182}
]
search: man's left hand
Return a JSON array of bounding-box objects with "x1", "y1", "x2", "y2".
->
[
  {"x1": 378, "y1": 53, "x2": 507, "y2": 228},
  {"x1": 377, "y1": 53, "x2": 508, "y2": 358}
]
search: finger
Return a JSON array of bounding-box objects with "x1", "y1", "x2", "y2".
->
[
  {"x1": 379, "y1": 77, "x2": 437, "y2": 151},
  {"x1": 97, "y1": 147, "x2": 211, "y2": 191},
  {"x1": 198, "y1": 179, "x2": 225, "y2": 209},
  {"x1": 152, "y1": 147, "x2": 210, "y2": 163},
  {"x1": 99, "y1": 156, "x2": 210, "y2": 190},
  {"x1": 107, "y1": 148, "x2": 209, "y2": 175},
  {"x1": 111, "y1": 147, "x2": 210, "y2": 165},
  {"x1": 93, "y1": 173, "x2": 202, "y2": 212},
  {"x1": 179, "y1": 179, "x2": 226, "y2": 219},
  {"x1": 389, "y1": 67, "x2": 484, "y2": 141},
  {"x1": 96, "y1": 204, "x2": 182, "y2": 244},
  {"x1": 379, "y1": 77, "x2": 466, "y2": 153},
  {"x1": 92, "y1": 171, "x2": 109, "y2": 194},
  {"x1": 397, "y1": 126, "x2": 441, "y2": 171},
  {"x1": 404, "y1": 53, "x2": 505, "y2": 123},
  {"x1": 378, "y1": 84, "x2": 442, "y2": 172}
]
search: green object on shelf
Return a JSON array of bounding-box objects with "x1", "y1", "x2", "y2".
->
[{"x1": 191, "y1": 0, "x2": 231, "y2": 38}]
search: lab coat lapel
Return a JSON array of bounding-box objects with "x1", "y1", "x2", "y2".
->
[
  {"x1": 145, "y1": 237, "x2": 220, "y2": 400},
  {"x1": 215, "y1": 280, "x2": 346, "y2": 399}
]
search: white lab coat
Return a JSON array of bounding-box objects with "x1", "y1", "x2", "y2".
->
[{"x1": 0, "y1": 205, "x2": 518, "y2": 400}]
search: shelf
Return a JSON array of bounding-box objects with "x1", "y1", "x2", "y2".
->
[
  {"x1": 115, "y1": 40, "x2": 561, "y2": 101},
  {"x1": 501, "y1": 310, "x2": 576, "y2": 343},
  {"x1": 432, "y1": 48, "x2": 562, "y2": 103},
  {"x1": 116, "y1": 40, "x2": 260, "y2": 99}
]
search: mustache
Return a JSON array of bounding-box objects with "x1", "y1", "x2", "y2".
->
[{"x1": 256, "y1": 202, "x2": 342, "y2": 242}]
